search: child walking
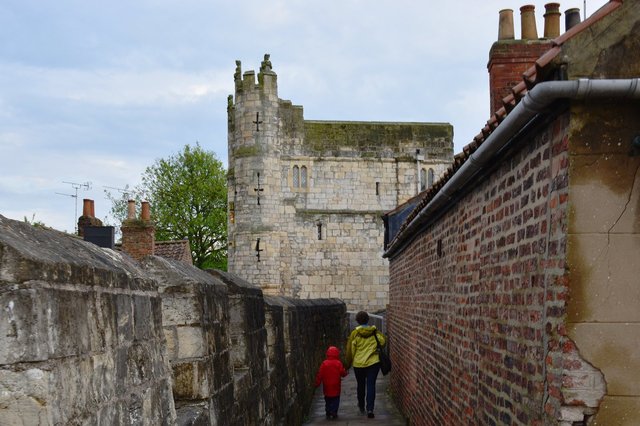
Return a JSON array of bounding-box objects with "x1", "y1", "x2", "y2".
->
[{"x1": 314, "y1": 346, "x2": 348, "y2": 420}]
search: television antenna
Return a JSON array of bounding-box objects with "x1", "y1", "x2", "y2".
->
[
  {"x1": 103, "y1": 185, "x2": 136, "y2": 199},
  {"x1": 584, "y1": 0, "x2": 586, "y2": 20},
  {"x1": 56, "y1": 181, "x2": 91, "y2": 233}
]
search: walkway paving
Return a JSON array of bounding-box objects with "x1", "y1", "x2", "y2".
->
[{"x1": 304, "y1": 373, "x2": 406, "y2": 425}]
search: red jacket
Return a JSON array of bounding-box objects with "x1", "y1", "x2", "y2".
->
[{"x1": 315, "y1": 346, "x2": 348, "y2": 397}]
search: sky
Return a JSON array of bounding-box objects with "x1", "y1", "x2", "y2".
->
[{"x1": 0, "y1": 0, "x2": 608, "y2": 233}]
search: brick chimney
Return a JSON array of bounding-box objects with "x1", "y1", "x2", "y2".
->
[
  {"x1": 487, "y1": 4, "x2": 557, "y2": 113},
  {"x1": 121, "y1": 200, "x2": 155, "y2": 261},
  {"x1": 78, "y1": 199, "x2": 115, "y2": 249},
  {"x1": 77, "y1": 199, "x2": 103, "y2": 236}
]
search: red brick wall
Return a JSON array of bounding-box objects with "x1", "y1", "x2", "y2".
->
[
  {"x1": 388, "y1": 112, "x2": 571, "y2": 424},
  {"x1": 488, "y1": 42, "x2": 552, "y2": 113},
  {"x1": 121, "y1": 221, "x2": 155, "y2": 261}
]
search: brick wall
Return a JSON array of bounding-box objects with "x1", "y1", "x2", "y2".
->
[
  {"x1": 121, "y1": 219, "x2": 155, "y2": 261},
  {"x1": 388, "y1": 113, "x2": 572, "y2": 424},
  {"x1": 488, "y1": 41, "x2": 552, "y2": 113}
]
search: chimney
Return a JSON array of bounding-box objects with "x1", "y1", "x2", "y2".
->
[
  {"x1": 520, "y1": 5, "x2": 539, "y2": 40},
  {"x1": 84, "y1": 199, "x2": 95, "y2": 217},
  {"x1": 498, "y1": 9, "x2": 515, "y2": 40},
  {"x1": 127, "y1": 199, "x2": 136, "y2": 219},
  {"x1": 77, "y1": 199, "x2": 114, "y2": 248},
  {"x1": 487, "y1": 4, "x2": 555, "y2": 114},
  {"x1": 121, "y1": 200, "x2": 155, "y2": 261},
  {"x1": 141, "y1": 201, "x2": 151, "y2": 221},
  {"x1": 544, "y1": 3, "x2": 561, "y2": 38},
  {"x1": 565, "y1": 8, "x2": 581, "y2": 30},
  {"x1": 77, "y1": 198, "x2": 103, "y2": 236}
]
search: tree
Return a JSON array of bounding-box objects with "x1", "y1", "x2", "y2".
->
[{"x1": 107, "y1": 143, "x2": 228, "y2": 270}]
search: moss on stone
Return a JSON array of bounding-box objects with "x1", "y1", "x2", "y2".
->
[
  {"x1": 302, "y1": 121, "x2": 453, "y2": 156},
  {"x1": 233, "y1": 145, "x2": 261, "y2": 158}
]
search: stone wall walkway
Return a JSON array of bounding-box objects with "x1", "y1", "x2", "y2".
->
[{"x1": 304, "y1": 372, "x2": 406, "y2": 425}]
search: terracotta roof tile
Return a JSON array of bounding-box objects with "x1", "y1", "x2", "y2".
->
[
  {"x1": 535, "y1": 46, "x2": 561, "y2": 71},
  {"x1": 502, "y1": 94, "x2": 517, "y2": 113},
  {"x1": 522, "y1": 67, "x2": 538, "y2": 88},
  {"x1": 511, "y1": 82, "x2": 528, "y2": 100},
  {"x1": 495, "y1": 107, "x2": 507, "y2": 123},
  {"x1": 155, "y1": 240, "x2": 193, "y2": 265}
]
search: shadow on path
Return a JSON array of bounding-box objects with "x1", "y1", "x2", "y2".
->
[{"x1": 303, "y1": 373, "x2": 406, "y2": 425}]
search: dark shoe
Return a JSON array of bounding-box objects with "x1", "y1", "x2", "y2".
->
[
  {"x1": 359, "y1": 407, "x2": 366, "y2": 415},
  {"x1": 367, "y1": 411, "x2": 375, "y2": 418}
]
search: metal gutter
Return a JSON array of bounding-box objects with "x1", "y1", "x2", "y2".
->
[{"x1": 384, "y1": 78, "x2": 640, "y2": 259}]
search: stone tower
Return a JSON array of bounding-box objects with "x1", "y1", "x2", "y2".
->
[
  {"x1": 227, "y1": 55, "x2": 283, "y2": 294},
  {"x1": 227, "y1": 54, "x2": 454, "y2": 311}
]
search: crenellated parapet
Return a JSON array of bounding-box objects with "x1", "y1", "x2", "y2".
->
[{"x1": 232, "y1": 53, "x2": 278, "y2": 100}]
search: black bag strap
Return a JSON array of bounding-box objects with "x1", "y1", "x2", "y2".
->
[{"x1": 373, "y1": 332, "x2": 382, "y2": 350}]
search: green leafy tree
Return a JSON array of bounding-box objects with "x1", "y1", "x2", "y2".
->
[{"x1": 107, "y1": 144, "x2": 228, "y2": 270}]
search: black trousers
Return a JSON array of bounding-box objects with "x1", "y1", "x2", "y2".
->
[
  {"x1": 324, "y1": 395, "x2": 340, "y2": 415},
  {"x1": 353, "y1": 362, "x2": 380, "y2": 412}
]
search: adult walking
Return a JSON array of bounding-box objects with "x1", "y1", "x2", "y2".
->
[{"x1": 345, "y1": 311, "x2": 386, "y2": 419}]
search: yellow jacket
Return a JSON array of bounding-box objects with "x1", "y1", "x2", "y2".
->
[{"x1": 345, "y1": 325, "x2": 386, "y2": 369}]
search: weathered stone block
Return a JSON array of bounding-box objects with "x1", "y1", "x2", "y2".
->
[
  {"x1": 172, "y1": 359, "x2": 211, "y2": 400},
  {"x1": 176, "y1": 326, "x2": 205, "y2": 359}
]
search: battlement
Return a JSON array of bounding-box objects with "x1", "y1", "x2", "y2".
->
[
  {"x1": 233, "y1": 53, "x2": 278, "y2": 98},
  {"x1": 301, "y1": 120, "x2": 453, "y2": 159}
]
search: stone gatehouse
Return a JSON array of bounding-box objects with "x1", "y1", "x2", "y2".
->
[{"x1": 226, "y1": 56, "x2": 453, "y2": 311}]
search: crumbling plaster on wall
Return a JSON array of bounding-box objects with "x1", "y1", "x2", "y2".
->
[{"x1": 563, "y1": 96, "x2": 640, "y2": 424}]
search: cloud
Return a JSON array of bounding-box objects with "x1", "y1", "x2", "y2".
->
[
  {"x1": 0, "y1": 0, "x2": 610, "y2": 233},
  {"x1": 0, "y1": 63, "x2": 231, "y2": 107}
]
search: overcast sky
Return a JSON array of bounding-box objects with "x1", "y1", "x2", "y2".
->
[{"x1": 0, "y1": 0, "x2": 608, "y2": 233}]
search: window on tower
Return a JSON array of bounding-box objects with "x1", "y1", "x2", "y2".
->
[
  {"x1": 420, "y1": 168, "x2": 427, "y2": 191},
  {"x1": 293, "y1": 166, "x2": 300, "y2": 188},
  {"x1": 291, "y1": 164, "x2": 310, "y2": 191}
]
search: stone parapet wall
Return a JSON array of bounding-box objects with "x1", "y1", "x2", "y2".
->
[
  {"x1": 263, "y1": 296, "x2": 347, "y2": 424},
  {"x1": 300, "y1": 121, "x2": 452, "y2": 159},
  {"x1": 0, "y1": 217, "x2": 176, "y2": 425},
  {"x1": 139, "y1": 257, "x2": 235, "y2": 425},
  {"x1": 0, "y1": 216, "x2": 346, "y2": 425}
]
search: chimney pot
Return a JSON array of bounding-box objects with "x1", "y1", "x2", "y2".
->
[
  {"x1": 543, "y1": 3, "x2": 561, "y2": 38},
  {"x1": 565, "y1": 8, "x2": 581, "y2": 30},
  {"x1": 520, "y1": 5, "x2": 539, "y2": 40},
  {"x1": 141, "y1": 201, "x2": 151, "y2": 221},
  {"x1": 498, "y1": 9, "x2": 515, "y2": 40},
  {"x1": 127, "y1": 200, "x2": 136, "y2": 220},
  {"x1": 82, "y1": 199, "x2": 93, "y2": 218}
]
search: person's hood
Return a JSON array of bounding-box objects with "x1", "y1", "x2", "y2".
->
[
  {"x1": 355, "y1": 325, "x2": 377, "y2": 338},
  {"x1": 326, "y1": 346, "x2": 340, "y2": 359}
]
